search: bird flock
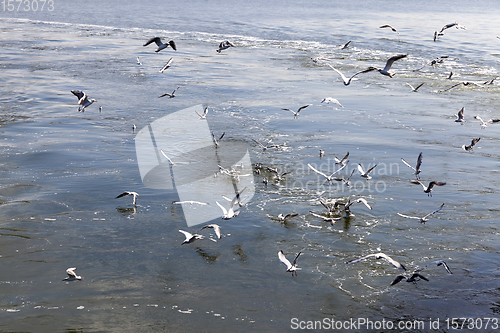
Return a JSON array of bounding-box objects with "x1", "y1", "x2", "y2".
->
[{"x1": 63, "y1": 22, "x2": 499, "y2": 289}]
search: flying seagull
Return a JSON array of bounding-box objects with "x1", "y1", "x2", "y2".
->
[
  {"x1": 216, "y1": 40, "x2": 235, "y2": 53},
  {"x1": 357, "y1": 163, "x2": 377, "y2": 180},
  {"x1": 179, "y1": 230, "x2": 214, "y2": 244},
  {"x1": 397, "y1": 203, "x2": 445, "y2": 223},
  {"x1": 391, "y1": 273, "x2": 428, "y2": 286},
  {"x1": 364, "y1": 54, "x2": 408, "y2": 77},
  {"x1": 415, "y1": 260, "x2": 452, "y2": 274},
  {"x1": 410, "y1": 180, "x2": 446, "y2": 196},
  {"x1": 159, "y1": 57, "x2": 173, "y2": 73},
  {"x1": 405, "y1": 82, "x2": 425, "y2": 92},
  {"x1": 455, "y1": 107, "x2": 466, "y2": 123},
  {"x1": 267, "y1": 167, "x2": 291, "y2": 181},
  {"x1": 379, "y1": 24, "x2": 400, "y2": 37},
  {"x1": 339, "y1": 40, "x2": 351, "y2": 49},
  {"x1": 282, "y1": 104, "x2": 311, "y2": 118},
  {"x1": 401, "y1": 152, "x2": 423, "y2": 179},
  {"x1": 346, "y1": 252, "x2": 406, "y2": 271},
  {"x1": 440, "y1": 81, "x2": 483, "y2": 92},
  {"x1": 321, "y1": 97, "x2": 343, "y2": 107},
  {"x1": 308, "y1": 163, "x2": 346, "y2": 183},
  {"x1": 327, "y1": 64, "x2": 374, "y2": 86},
  {"x1": 439, "y1": 22, "x2": 466, "y2": 34},
  {"x1": 115, "y1": 191, "x2": 139, "y2": 205},
  {"x1": 462, "y1": 137, "x2": 480, "y2": 151},
  {"x1": 136, "y1": 56, "x2": 142, "y2": 65},
  {"x1": 71, "y1": 90, "x2": 97, "y2": 112},
  {"x1": 63, "y1": 267, "x2": 82, "y2": 281},
  {"x1": 197, "y1": 224, "x2": 222, "y2": 239},
  {"x1": 342, "y1": 197, "x2": 372, "y2": 217},
  {"x1": 211, "y1": 131, "x2": 225, "y2": 148},
  {"x1": 334, "y1": 152, "x2": 349, "y2": 166},
  {"x1": 216, "y1": 188, "x2": 245, "y2": 219},
  {"x1": 143, "y1": 37, "x2": 177, "y2": 52},
  {"x1": 195, "y1": 106, "x2": 209, "y2": 119},
  {"x1": 277, "y1": 213, "x2": 298, "y2": 223},
  {"x1": 159, "y1": 86, "x2": 180, "y2": 98},
  {"x1": 335, "y1": 169, "x2": 356, "y2": 188},
  {"x1": 474, "y1": 116, "x2": 500, "y2": 129},
  {"x1": 252, "y1": 139, "x2": 283, "y2": 151},
  {"x1": 278, "y1": 250, "x2": 303, "y2": 276}
]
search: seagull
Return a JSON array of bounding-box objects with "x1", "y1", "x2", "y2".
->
[
  {"x1": 357, "y1": 163, "x2": 377, "y2": 180},
  {"x1": 364, "y1": 54, "x2": 408, "y2": 77},
  {"x1": 474, "y1": 116, "x2": 500, "y2": 129},
  {"x1": 401, "y1": 152, "x2": 423, "y2": 179},
  {"x1": 397, "y1": 203, "x2": 445, "y2": 223},
  {"x1": 319, "y1": 149, "x2": 325, "y2": 157},
  {"x1": 132, "y1": 124, "x2": 137, "y2": 133},
  {"x1": 308, "y1": 163, "x2": 346, "y2": 183},
  {"x1": 462, "y1": 137, "x2": 480, "y2": 151},
  {"x1": 379, "y1": 24, "x2": 400, "y2": 37},
  {"x1": 159, "y1": 57, "x2": 173, "y2": 73},
  {"x1": 197, "y1": 224, "x2": 222, "y2": 239},
  {"x1": 342, "y1": 197, "x2": 372, "y2": 217},
  {"x1": 413, "y1": 55, "x2": 454, "y2": 71},
  {"x1": 312, "y1": 56, "x2": 331, "y2": 63},
  {"x1": 405, "y1": 82, "x2": 424, "y2": 92},
  {"x1": 179, "y1": 230, "x2": 207, "y2": 244},
  {"x1": 99, "y1": 106, "x2": 102, "y2": 113},
  {"x1": 415, "y1": 260, "x2": 452, "y2": 274},
  {"x1": 391, "y1": 273, "x2": 428, "y2": 286},
  {"x1": 277, "y1": 213, "x2": 298, "y2": 222},
  {"x1": 216, "y1": 188, "x2": 245, "y2": 219},
  {"x1": 339, "y1": 40, "x2": 351, "y2": 49},
  {"x1": 327, "y1": 64, "x2": 374, "y2": 86},
  {"x1": 267, "y1": 167, "x2": 292, "y2": 181},
  {"x1": 319, "y1": 199, "x2": 344, "y2": 216},
  {"x1": 410, "y1": 180, "x2": 446, "y2": 196},
  {"x1": 447, "y1": 71, "x2": 453, "y2": 79},
  {"x1": 252, "y1": 139, "x2": 282, "y2": 151},
  {"x1": 115, "y1": 191, "x2": 139, "y2": 205},
  {"x1": 63, "y1": 267, "x2": 82, "y2": 281},
  {"x1": 321, "y1": 97, "x2": 343, "y2": 107},
  {"x1": 439, "y1": 22, "x2": 466, "y2": 34},
  {"x1": 334, "y1": 169, "x2": 355, "y2": 188},
  {"x1": 143, "y1": 37, "x2": 177, "y2": 52},
  {"x1": 71, "y1": 90, "x2": 97, "y2": 112},
  {"x1": 278, "y1": 250, "x2": 302, "y2": 276},
  {"x1": 211, "y1": 131, "x2": 225, "y2": 148},
  {"x1": 440, "y1": 81, "x2": 483, "y2": 92},
  {"x1": 159, "y1": 86, "x2": 180, "y2": 98},
  {"x1": 195, "y1": 106, "x2": 209, "y2": 119},
  {"x1": 309, "y1": 211, "x2": 341, "y2": 224},
  {"x1": 282, "y1": 104, "x2": 311, "y2": 118},
  {"x1": 136, "y1": 56, "x2": 142, "y2": 65},
  {"x1": 172, "y1": 200, "x2": 209, "y2": 205},
  {"x1": 216, "y1": 40, "x2": 235, "y2": 53},
  {"x1": 455, "y1": 107, "x2": 465, "y2": 123},
  {"x1": 346, "y1": 252, "x2": 406, "y2": 271},
  {"x1": 483, "y1": 77, "x2": 497, "y2": 85},
  {"x1": 334, "y1": 152, "x2": 349, "y2": 166},
  {"x1": 160, "y1": 149, "x2": 175, "y2": 165}
]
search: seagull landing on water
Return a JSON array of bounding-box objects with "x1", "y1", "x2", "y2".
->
[
  {"x1": 197, "y1": 224, "x2": 222, "y2": 239},
  {"x1": 143, "y1": 37, "x2": 177, "y2": 52},
  {"x1": 410, "y1": 180, "x2": 446, "y2": 197},
  {"x1": 308, "y1": 163, "x2": 346, "y2": 183},
  {"x1": 474, "y1": 116, "x2": 500, "y2": 129},
  {"x1": 267, "y1": 167, "x2": 292, "y2": 182},
  {"x1": 462, "y1": 137, "x2": 480, "y2": 151},
  {"x1": 321, "y1": 97, "x2": 343, "y2": 107},
  {"x1": 455, "y1": 107, "x2": 465, "y2": 123},
  {"x1": 278, "y1": 250, "x2": 303, "y2": 276},
  {"x1": 159, "y1": 57, "x2": 173, "y2": 73},
  {"x1": 63, "y1": 267, "x2": 82, "y2": 281},
  {"x1": 397, "y1": 203, "x2": 445, "y2": 223},
  {"x1": 115, "y1": 191, "x2": 139, "y2": 205},
  {"x1": 216, "y1": 188, "x2": 246, "y2": 220},
  {"x1": 216, "y1": 40, "x2": 235, "y2": 53},
  {"x1": 357, "y1": 163, "x2": 377, "y2": 180},
  {"x1": 327, "y1": 64, "x2": 374, "y2": 86},
  {"x1": 342, "y1": 197, "x2": 372, "y2": 217},
  {"x1": 346, "y1": 252, "x2": 406, "y2": 271},
  {"x1": 401, "y1": 152, "x2": 423, "y2": 179},
  {"x1": 195, "y1": 106, "x2": 209, "y2": 119},
  {"x1": 159, "y1": 86, "x2": 180, "y2": 98},
  {"x1": 71, "y1": 90, "x2": 97, "y2": 112},
  {"x1": 364, "y1": 54, "x2": 408, "y2": 77},
  {"x1": 282, "y1": 104, "x2": 311, "y2": 118},
  {"x1": 391, "y1": 273, "x2": 428, "y2": 286},
  {"x1": 405, "y1": 82, "x2": 424, "y2": 92},
  {"x1": 277, "y1": 213, "x2": 298, "y2": 223}
]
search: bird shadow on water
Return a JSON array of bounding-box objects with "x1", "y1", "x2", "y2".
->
[{"x1": 195, "y1": 247, "x2": 220, "y2": 264}]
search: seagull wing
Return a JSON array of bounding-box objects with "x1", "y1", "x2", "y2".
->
[
  {"x1": 340, "y1": 152, "x2": 349, "y2": 164},
  {"x1": 383, "y1": 54, "x2": 407, "y2": 72},
  {"x1": 422, "y1": 203, "x2": 445, "y2": 219},
  {"x1": 160, "y1": 149, "x2": 175, "y2": 165},
  {"x1": 144, "y1": 37, "x2": 161, "y2": 47},
  {"x1": 327, "y1": 64, "x2": 349, "y2": 85},
  {"x1": 252, "y1": 139, "x2": 265, "y2": 149},
  {"x1": 115, "y1": 191, "x2": 131, "y2": 199},
  {"x1": 71, "y1": 90, "x2": 85, "y2": 100},
  {"x1": 168, "y1": 40, "x2": 177, "y2": 51},
  {"x1": 415, "y1": 152, "x2": 423, "y2": 171},
  {"x1": 377, "y1": 253, "x2": 406, "y2": 270},
  {"x1": 278, "y1": 250, "x2": 293, "y2": 270},
  {"x1": 427, "y1": 181, "x2": 446, "y2": 191},
  {"x1": 414, "y1": 83, "x2": 425, "y2": 91},
  {"x1": 380, "y1": 24, "x2": 397, "y2": 32},
  {"x1": 327, "y1": 164, "x2": 347, "y2": 178},
  {"x1": 396, "y1": 212, "x2": 421, "y2": 220},
  {"x1": 346, "y1": 253, "x2": 377, "y2": 265},
  {"x1": 401, "y1": 158, "x2": 416, "y2": 171},
  {"x1": 292, "y1": 251, "x2": 302, "y2": 266},
  {"x1": 66, "y1": 267, "x2": 77, "y2": 277},
  {"x1": 297, "y1": 105, "x2": 311, "y2": 113},
  {"x1": 178, "y1": 229, "x2": 193, "y2": 242},
  {"x1": 441, "y1": 82, "x2": 463, "y2": 92},
  {"x1": 410, "y1": 179, "x2": 425, "y2": 190},
  {"x1": 390, "y1": 275, "x2": 407, "y2": 286},
  {"x1": 308, "y1": 163, "x2": 329, "y2": 179},
  {"x1": 215, "y1": 201, "x2": 228, "y2": 216},
  {"x1": 356, "y1": 198, "x2": 372, "y2": 210},
  {"x1": 357, "y1": 164, "x2": 365, "y2": 175}
]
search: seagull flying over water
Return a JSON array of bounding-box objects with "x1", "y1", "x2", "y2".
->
[
  {"x1": 159, "y1": 57, "x2": 173, "y2": 73},
  {"x1": 334, "y1": 152, "x2": 349, "y2": 166},
  {"x1": 462, "y1": 137, "x2": 480, "y2": 151},
  {"x1": 211, "y1": 131, "x2": 225, "y2": 148},
  {"x1": 364, "y1": 54, "x2": 408, "y2": 77},
  {"x1": 195, "y1": 106, "x2": 209, "y2": 119},
  {"x1": 282, "y1": 104, "x2": 311, "y2": 118},
  {"x1": 346, "y1": 252, "x2": 406, "y2": 271},
  {"x1": 410, "y1": 180, "x2": 446, "y2": 196},
  {"x1": 216, "y1": 188, "x2": 245, "y2": 219},
  {"x1": 277, "y1": 213, "x2": 299, "y2": 223},
  {"x1": 308, "y1": 163, "x2": 346, "y2": 183},
  {"x1": 252, "y1": 139, "x2": 284, "y2": 151},
  {"x1": 342, "y1": 197, "x2": 372, "y2": 217},
  {"x1": 197, "y1": 224, "x2": 222, "y2": 239},
  {"x1": 413, "y1": 55, "x2": 455, "y2": 71},
  {"x1": 405, "y1": 82, "x2": 424, "y2": 92},
  {"x1": 440, "y1": 81, "x2": 483, "y2": 92},
  {"x1": 327, "y1": 64, "x2": 374, "y2": 86},
  {"x1": 143, "y1": 37, "x2": 177, "y2": 52},
  {"x1": 115, "y1": 191, "x2": 139, "y2": 205},
  {"x1": 397, "y1": 203, "x2": 445, "y2": 223},
  {"x1": 455, "y1": 107, "x2": 465, "y2": 123},
  {"x1": 391, "y1": 273, "x2": 428, "y2": 286},
  {"x1": 278, "y1": 250, "x2": 303, "y2": 276},
  {"x1": 216, "y1": 40, "x2": 235, "y2": 53},
  {"x1": 321, "y1": 97, "x2": 343, "y2": 107},
  {"x1": 159, "y1": 86, "x2": 180, "y2": 98},
  {"x1": 71, "y1": 90, "x2": 97, "y2": 112},
  {"x1": 379, "y1": 25, "x2": 399, "y2": 36},
  {"x1": 179, "y1": 230, "x2": 214, "y2": 244},
  {"x1": 357, "y1": 163, "x2": 377, "y2": 180},
  {"x1": 474, "y1": 116, "x2": 500, "y2": 128},
  {"x1": 160, "y1": 149, "x2": 176, "y2": 166},
  {"x1": 63, "y1": 267, "x2": 82, "y2": 281},
  {"x1": 401, "y1": 152, "x2": 422, "y2": 179},
  {"x1": 136, "y1": 56, "x2": 142, "y2": 65}
]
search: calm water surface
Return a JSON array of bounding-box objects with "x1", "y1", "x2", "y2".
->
[{"x1": 1, "y1": 1, "x2": 500, "y2": 332}]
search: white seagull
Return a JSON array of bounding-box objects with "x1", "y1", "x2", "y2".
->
[
  {"x1": 179, "y1": 230, "x2": 213, "y2": 244},
  {"x1": 405, "y1": 82, "x2": 424, "y2": 92},
  {"x1": 282, "y1": 104, "x2": 311, "y2": 118},
  {"x1": 63, "y1": 267, "x2": 82, "y2": 281},
  {"x1": 334, "y1": 152, "x2": 349, "y2": 166},
  {"x1": 211, "y1": 131, "x2": 225, "y2": 148},
  {"x1": 455, "y1": 107, "x2": 466, "y2": 123},
  {"x1": 327, "y1": 64, "x2": 373, "y2": 86},
  {"x1": 357, "y1": 163, "x2": 377, "y2": 180},
  {"x1": 159, "y1": 57, "x2": 173, "y2": 73},
  {"x1": 474, "y1": 116, "x2": 500, "y2": 129},
  {"x1": 410, "y1": 180, "x2": 446, "y2": 196},
  {"x1": 198, "y1": 224, "x2": 222, "y2": 239},
  {"x1": 365, "y1": 54, "x2": 408, "y2": 77},
  {"x1": 216, "y1": 40, "x2": 235, "y2": 53},
  {"x1": 278, "y1": 250, "x2": 303, "y2": 276},
  {"x1": 401, "y1": 152, "x2": 423, "y2": 179},
  {"x1": 136, "y1": 56, "x2": 142, "y2": 65},
  {"x1": 342, "y1": 197, "x2": 372, "y2": 217},
  {"x1": 397, "y1": 203, "x2": 445, "y2": 223},
  {"x1": 195, "y1": 106, "x2": 209, "y2": 119},
  {"x1": 321, "y1": 97, "x2": 343, "y2": 107},
  {"x1": 143, "y1": 37, "x2": 177, "y2": 52},
  {"x1": 71, "y1": 90, "x2": 97, "y2": 112},
  {"x1": 346, "y1": 252, "x2": 406, "y2": 271},
  {"x1": 379, "y1": 24, "x2": 400, "y2": 38},
  {"x1": 462, "y1": 137, "x2": 480, "y2": 151},
  {"x1": 277, "y1": 213, "x2": 298, "y2": 223},
  {"x1": 308, "y1": 163, "x2": 346, "y2": 183},
  {"x1": 159, "y1": 86, "x2": 180, "y2": 98},
  {"x1": 115, "y1": 191, "x2": 139, "y2": 205},
  {"x1": 216, "y1": 188, "x2": 245, "y2": 220}
]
